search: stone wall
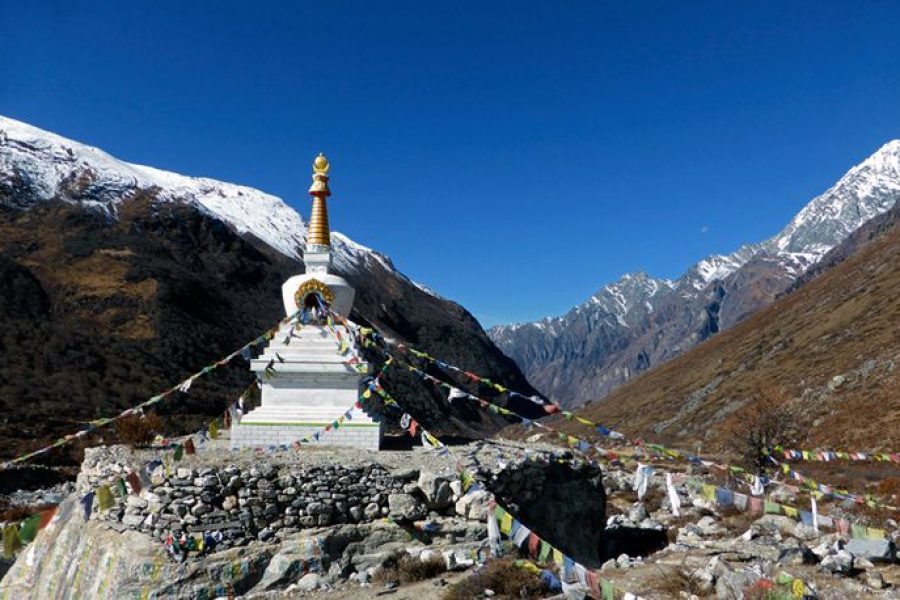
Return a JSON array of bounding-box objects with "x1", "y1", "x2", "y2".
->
[{"x1": 88, "y1": 460, "x2": 417, "y2": 548}]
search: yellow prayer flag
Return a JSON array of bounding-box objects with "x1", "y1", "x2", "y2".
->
[
  {"x1": 783, "y1": 506, "x2": 799, "y2": 518},
  {"x1": 500, "y1": 512, "x2": 513, "y2": 535},
  {"x1": 552, "y1": 548, "x2": 564, "y2": 566}
]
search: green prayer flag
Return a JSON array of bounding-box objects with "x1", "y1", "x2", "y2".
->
[
  {"x1": 173, "y1": 444, "x2": 184, "y2": 462},
  {"x1": 538, "y1": 540, "x2": 551, "y2": 562},
  {"x1": 493, "y1": 505, "x2": 505, "y2": 521},
  {"x1": 115, "y1": 477, "x2": 128, "y2": 498},
  {"x1": 96, "y1": 485, "x2": 115, "y2": 511},
  {"x1": 775, "y1": 571, "x2": 794, "y2": 586},
  {"x1": 601, "y1": 579, "x2": 614, "y2": 600},
  {"x1": 18, "y1": 514, "x2": 41, "y2": 543},
  {"x1": 851, "y1": 524, "x2": 868, "y2": 539},
  {"x1": 764, "y1": 501, "x2": 781, "y2": 514}
]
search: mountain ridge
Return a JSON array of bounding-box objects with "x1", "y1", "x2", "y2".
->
[{"x1": 490, "y1": 139, "x2": 900, "y2": 407}]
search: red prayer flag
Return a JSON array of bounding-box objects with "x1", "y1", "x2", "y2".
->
[
  {"x1": 528, "y1": 532, "x2": 540, "y2": 556},
  {"x1": 126, "y1": 471, "x2": 142, "y2": 495},
  {"x1": 38, "y1": 507, "x2": 57, "y2": 529}
]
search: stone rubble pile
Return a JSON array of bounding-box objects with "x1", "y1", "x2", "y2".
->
[{"x1": 595, "y1": 461, "x2": 899, "y2": 598}]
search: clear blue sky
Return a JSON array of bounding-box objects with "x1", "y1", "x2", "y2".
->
[{"x1": 2, "y1": 2, "x2": 899, "y2": 327}]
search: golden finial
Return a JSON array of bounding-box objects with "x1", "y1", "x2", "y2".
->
[
  {"x1": 313, "y1": 153, "x2": 330, "y2": 175},
  {"x1": 307, "y1": 152, "x2": 332, "y2": 248}
]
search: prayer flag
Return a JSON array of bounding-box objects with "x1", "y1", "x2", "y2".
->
[
  {"x1": 528, "y1": 533, "x2": 540, "y2": 556},
  {"x1": 38, "y1": 506, "x2": 57, "y2": 529},
  {"x1": 552, "y1": 548, "x2": 564, "y2": 566},
  {"x1": 538, "y1": 540, "x2": 551, "y2": 562},
  {"x1": 126, "y1": 471, "x2": 142, "y2": 495},
  {"x1": 184, "y1": 438, "x2": 196, "y2": 455},
  {"x1": 96, "y1": 485, "x2": 115, "y2": 511},
  {"x1": 80, "y1": 492, "x2": 95, "y2": 520},
  {"x1": 115, "y1": 478, "x2": 128, "y2": 498},
  {"x1": 18, "y1": 514, "x2": 41, "y2": 543},
  {"x1": 173, "y1": 445, "x2": 184, "y2": 462},
  {"x1": 3, "y1": 524, "x2": 19, "y2": 559},
  {"x1": 500, "y1": 511, "x2": 513, "y2": 535},
  {"x1": 764, "y1": 501, "x2": 781, "y2": 515}
]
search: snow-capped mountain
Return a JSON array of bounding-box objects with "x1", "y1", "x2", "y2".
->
[
  {"x1": 0, "y1": 115, "x2": 541, "y2": 455},
  {"x1": 490, "y1": 139, "x2": 900, "y2": 407},
  {"x1": 0, "y1": 115, "x2": 410, "y2": 276}
]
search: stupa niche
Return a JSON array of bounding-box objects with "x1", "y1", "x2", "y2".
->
[{"x1": 230, "y1": 154, "x2": 382, "y2": 450}]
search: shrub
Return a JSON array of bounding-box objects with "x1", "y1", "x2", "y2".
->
[
  {"x1": 442, "y1": 559, "x2": 549, "y2": 600},
  {"x1": 643, "y1": 565, "x2": 711, "y2": 597},
  {"x1": 372, "y1": 552, "x2": 447, "y2": 586},
  {"x1": 728, "y1": 389, "x2": 801, "y2": 475},
  {"x1": 114, "y1": 411, "x2": 165, "y2": 445}
]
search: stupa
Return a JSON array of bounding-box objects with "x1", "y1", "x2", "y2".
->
[{"x1": 230, "y1": 154, "x2": 382, "y2": 450}]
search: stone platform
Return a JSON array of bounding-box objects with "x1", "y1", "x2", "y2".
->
[{"x1": 230, "y1": 323, "x2": 382, "y2": 450}]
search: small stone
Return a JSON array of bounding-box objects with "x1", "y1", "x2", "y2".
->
[
  {"x1": 865, "y1": 572, "x2": 885, "y2": 590},
  {"x1": 126, "y1": 496, "x2": 148, "y2": 509},
  {"x1": 296, "y1": 573, "x2": 323, "y2": 591}
]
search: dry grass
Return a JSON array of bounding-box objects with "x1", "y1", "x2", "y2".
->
[
  {"x1": 643, "y1": 565, "x2": 711, "y2": 598},
  {"x1": 371, "y1": 553, "x2": 447, "y2": 586},
  {"x1": 442, "y1": 560, "x2": 549, "y2": 600},
  {"x1": 0, "y1": 502, "x2": 56, "y2": 523},
  {"x1": 114, "y1": 411, "x2": 165, "y2": 445}
]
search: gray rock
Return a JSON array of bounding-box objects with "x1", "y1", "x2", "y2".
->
[
  {"x1": 845, "y1": 538, "x2": 895, "y2": 563},
  {"x1": 417, "y1": 472, "x2": 453, "y2": 509},
  {"x1": 454, "y1": 489, "x2": 490, "y2": 520},
  {"x1": 627, "y1": 503, "x2": 649, "y2": 523},
  {"x1": 777, "y1": 543, "x2": 818, "y2": 566},
  {"x1": 865, "y1": 571, "x2": 885, "y2": 590},
  {"x1": 122, "y1": 514, "x2": 145, "y2": 527},
  {"x1": 820, "y1": 549, "x2": 854, "y2": 574},
  {"x1": 126, "y1": 496, "x2": 148, "y2": 509},
  {"x1": 387, "y1": 493, "x2": 426, "y2": 522}
]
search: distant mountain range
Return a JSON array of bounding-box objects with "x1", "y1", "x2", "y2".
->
[
  {"x1": 565, "y1": 200, "x2": 900, "y2": 450},
  {"x1": 0, "y1": 115, "x2": 539, "y2": 462},
  {"x1": 489, "y1": 140, "x2": 900, "y2": 407}
]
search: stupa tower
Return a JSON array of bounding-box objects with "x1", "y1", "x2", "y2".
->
[{"x1": 231, "y1": 155, "x2": 382, "y2": 450}]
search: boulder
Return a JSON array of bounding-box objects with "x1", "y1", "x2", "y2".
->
[
  {"x1": 417, "y1": 472, "x2": 453, "y2": 510},
  {"x1": 454, "y1": 489, "x2": 491, "y2": 520},
  {"x1": 387, "y1": 493, "x2": 426, "y2": 521},
  {"x1": 845, "y1": 538, "x2": 895, "y2": 563}
]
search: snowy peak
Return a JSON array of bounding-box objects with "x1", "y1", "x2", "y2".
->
[
  {"x1": 0, "y1": 115, "x2": 442, "y2": 300},
  {"x1": 583, "y1": 272, "x2": 673, "y2": 326},
  {"x1": 677, "y1": 244, "x2": 763, "y2": 291},
  {"x1": 769, "y1": 139, "x2": 900, "y2": 260},
  {"x1": 0, "y1": 115, "x2": 310, "y2": 261}
]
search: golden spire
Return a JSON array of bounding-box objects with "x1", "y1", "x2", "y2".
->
[{"x1": 307, "y1": 152, "x2": 331, "y2": 248}]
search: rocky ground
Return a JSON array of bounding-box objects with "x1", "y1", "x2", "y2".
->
[{"x1": 0, "y1": 439, "x2": 897, "y2": 599}]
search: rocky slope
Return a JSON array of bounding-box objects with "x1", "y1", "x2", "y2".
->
[
  {"x1": 0, "y1": 116, "x2": 539, "y2": 463},
  {"x1": 490, "y1": 141, "x2": 900, "y2": 407},
  {"x1": 2, "y1": 442, "x2": 896, "y2": 598},
  {"x1": 564, "y1": 200, "x2": 900, "y2": 450}
]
